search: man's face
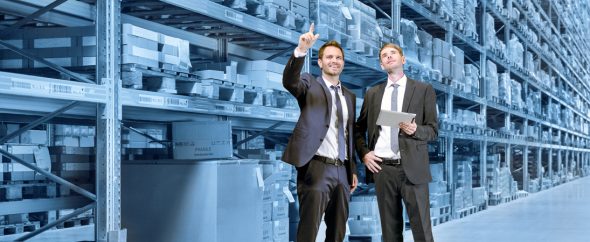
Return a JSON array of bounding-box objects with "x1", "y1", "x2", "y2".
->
[
  {"x1": 380, "y1": 46, "x2": 406, "y2": 73},
  {"x1": 318, "y1": 46, "x2": 344, "y2": 77}
]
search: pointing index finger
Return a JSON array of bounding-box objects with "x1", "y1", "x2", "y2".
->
[{"x1": 309, "y1": 22, "x2": 315, "y2": 34}]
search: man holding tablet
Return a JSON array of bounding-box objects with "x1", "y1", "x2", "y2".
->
[{"x1": 354, "y1": 43, "x2": 438, "y2": 242}]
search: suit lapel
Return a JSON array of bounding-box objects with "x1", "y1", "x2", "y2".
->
[
  {"x1": 316, "y1": 76, "x2": 333, "y2": 115},
  {"x1": 402, "y1": 78, "x2": 416, "y2": 112},
  {"x1": 343, "y1": 88, "x2": 353, "y2": 126},
  {"x1": 373, "y1": 82, "x2": 387, "y2": 119}
]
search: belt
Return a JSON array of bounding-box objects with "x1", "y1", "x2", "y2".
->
[
  {"x1": 312, "y1": 155, "x2": 345, "y2": 166},
  {"x1": 381, "y1": 158, "x2": 401, "y2": 165}
]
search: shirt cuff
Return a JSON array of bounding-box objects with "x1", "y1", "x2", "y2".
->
[{"x1": 294, "y1": 48, "x2": 307, "y2": 58}]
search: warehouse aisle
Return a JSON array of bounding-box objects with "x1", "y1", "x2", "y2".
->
[{"x1": 404, "y1": 176, "x2": 590, "y2": 242}]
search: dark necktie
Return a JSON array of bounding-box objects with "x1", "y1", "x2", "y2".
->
[
  {"x1": 391, "y1": 84, "x2": 400, "y2": 153},
  {"x1": 330, "y1": 85, "x2": 346, "y2": 161}
]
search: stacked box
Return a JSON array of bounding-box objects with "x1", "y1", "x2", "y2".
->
[
  {"x1": 464, "y1": 0, "x2": 478, "y2": 35},
  {"x1": 525, "y1": 51, "x2": 535, "y2": 73},
  {"x1": 464, "y1": 64, "x2": 480, "y2": 94},
  {"x1": 345, "y1": 0, "x2": 380, "y2": 56},
  {"x1": 172, "y1": 121, "x2": 232, "y2": 160},
  {"x1": 453, "y1": 187, "x2": 465, "y2": 211},
  {"x1": 17, "y1": 130, "x2": 47, "y2": 145},
  {"x1": 2, "y1": 145, "x2": 51, "y2": 182},
  {"x1": 49, "y1": 146, "x2": 95, "y2": 190},
  {"x1": 453, "y1": 0, "x2": 465, "y2": 24},
  {"x1": 430, "y1": 163, "x2": 445, "y2": 182},
  {"x1": 508, "y1": 35, "x2": 524, "y2": 68},
  {"x1": 348, "y1": 196, "x2": 381, "y2": 236},
  {"x1": 122, "y1": 23, "x2": 191, "y2": 71},
  {"x1": 451, "y1": 46, "x2": 465, "y2": 84},
  {"x1": 498, "y1": 72, "x2": 510, "y2": 104},
  {"x1": 377, "y1": 18, "x2": 400, "y2": 46},
  {"x1": 484, "y1": 13, "x2": 496, "y2": 50},
  {"x1": 0, "y1": 123, "x2": 20, "y2": 143},
  {"x1": 417, "y1": 30, "x2": 433, "y2": 69},
  {"x1": 259, "y1": 160, "x2": 292, "y2": 242},
  {"x1": 238, "y1": 60, "x2": 285, "y2": 91},
  {"x1": 400, "y1": 19, "x2": 419, "y2": 63},
  {"x1": 53, "y1": 124, "x2": 96, "y2": 148},
  {"x1": 0, "y1": 27, "x2": 95, "y2": 69},
  {"x1": 510, "y1": 79, "x2": 523, "y2": 109},
  {"x1": 526, "y1": 90, "x2": 541, "y2": 115},
  {"x1": 455, "y1": 161, "x2": 473, "y2": 207},
  {"x1": 310, "y1": 0, "x2": 351, "y2": 49},
  {"x1": 472, "y1": 187, "x2": 487, "y2": 205},
  {"x1": 433, "y1": 38, "x2": 452, "y2": 78},
  {"x1": 121, "y1": 123, "x2": 166, "y2": 149}
]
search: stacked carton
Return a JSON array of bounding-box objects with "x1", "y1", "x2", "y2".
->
[
  {"x1": 260, "y1": 160, "x2": 293, "y2": 242},
  {"x1": 345, "y1": 0, "x2": 380, "y2": 57},
  {"x1": 432, "y1": 38, "x2": 452, "y2": 79},
  {"x1": 348, "y1": 196, "x2": 381, "y2": 237},
  {"x1": 310, "y1": 0, "x2": 352, "y2": 49}
]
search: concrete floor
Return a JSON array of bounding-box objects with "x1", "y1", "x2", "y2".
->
[
  {"x1": 404, "y1": 176, "x2": 590, "y2": 242},
  {"x1": 2, "y1": 177, "x2": 589, "y2": 242}
]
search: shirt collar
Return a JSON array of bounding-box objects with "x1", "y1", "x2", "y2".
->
[
  {"x1": 323, "y1": 77, "x2": 341, "y2": 89},
  {"x1": 388, "y1": 74, "x2": 406, "y2": 88}
]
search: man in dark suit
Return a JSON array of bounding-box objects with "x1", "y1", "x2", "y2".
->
[
  {"x1": 355, "y1": 43, "x2": 438, "y2": 242},
  {"x1": 282, "y1": 23, "x2": 358, "y2": 242}
]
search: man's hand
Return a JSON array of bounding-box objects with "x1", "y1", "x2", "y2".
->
[
  {"x1": 296, "y1": 22, "x2": 319, "y2": 54},
  {"x1": 362, "y1": 151, "x2": 382, "y2": 173},
  {"x1": 350, "y1": 174, "x2": 358, "y2": 193},
  {"x1": 400, "y1": 119, "x2": 417, "y2": 135}
]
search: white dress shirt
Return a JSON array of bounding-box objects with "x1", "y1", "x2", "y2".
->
[
  {"x1": 316, "y1": 79, "x2": 349, "y2": 160},
  {"x1": 374, "y1": 75, "x2": 407, "y2": 159},
  {"x1": 293, "y1": 48, "x2": 349, "y2": 160}
]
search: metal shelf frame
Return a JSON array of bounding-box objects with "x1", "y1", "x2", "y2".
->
[{"x1": 0, "y1": 0, "x2": 589, "y2": 240}]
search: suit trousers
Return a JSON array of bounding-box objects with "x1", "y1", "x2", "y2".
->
[
  {"x1": 296, "y1": 158, "x2": 350, "y2": 242},
  {"x1": 374, "y1": 164, "x2": 434, "y2": 242}
]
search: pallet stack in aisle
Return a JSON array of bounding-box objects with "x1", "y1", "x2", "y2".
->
[
  {"x1": 121, "y1": 23, "x2": 191, "y2": 92},
  {"x1": 486, "y1": 60, "x2": 500, "y2": 103},
  {"x1": 260, "y1": 160, "x2": 293, "y2": 242},
  {"x1": 0, "y1": 26, "x2": 95, "y2": 69},
  {"x1": 219, "y1": 0, "x2": 310, "y2": 33},
  {"x1": 0, "y1": 124, "x2": 50, "y2": 236},
  {"x1": 428, "y1": 163, "x2": 451, "y2": 226},
  {"x1": 345, "y1": 0, "x2": 380, "y2": 57},
  {"x1": 348, "y1": 195, "x2": 382, "y2": 241},
  {"x1": 464, "y1": 64, "x2": 480, "y2": 95},
  {"x1": 400, "y1": 19, "x2": 420, "y2": 65},
  {"x1": 453, "y1": 159, "x2": 475, "y2": 217},
  {"x1": 0, "y1": 123, "x2": 96, "y2": 235},
  {"x1": 122, "y1": 123, "x2": 168, "y2": 160},
  {"x1": 432, "y1": 38, "x2": 452, "y2": 83},
  {"x1": 310, "y1": 0, "x2": 352, "y2": 50}
]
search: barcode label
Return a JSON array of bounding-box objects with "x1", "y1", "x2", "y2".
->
[
  {"x1": 51, "y1": 84, "x2": 85, "y2": 97},
  {"x1": 11, "y1": 79, "x2": 50, "y2": 94},
  {"x1": 225, "y1": 10, "x2": 243, "y2": 23},
  {"x1": 138, "y1": 94, "x2": 165, "y2": 106},
  {"x1": 278, "y1": 28, "x2": 292, "y2": 39},
  {"x1": 166, "y1": 97, "x2": 188, "y2": 108}
]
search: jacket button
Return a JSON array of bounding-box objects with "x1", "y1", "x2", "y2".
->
[
  {"x1": 320, "y1": 138, "x2": 323, "y2": 142},
  {"x1": 325, "y1": 124, "x2": 329, "y2": 128}
]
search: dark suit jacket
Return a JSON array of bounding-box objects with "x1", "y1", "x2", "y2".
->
[
  {"x1": 281, "y1": 54, "x2": 357, "y2": 185},
  {"x1": 354, "y1": 78, "x2": 438, "y2": 185}
]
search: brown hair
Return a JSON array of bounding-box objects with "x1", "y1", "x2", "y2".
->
[
  {"x1": 318, "y1": 40, "x2": 345, "y2": 59},
  {"x1": 379, "y1": 43, "x2": 404, "y2": 61}
]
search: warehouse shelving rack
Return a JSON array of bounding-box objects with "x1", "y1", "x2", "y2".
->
[{"x1": 0, "y1": 0, "x2": 589, "y2": 240}]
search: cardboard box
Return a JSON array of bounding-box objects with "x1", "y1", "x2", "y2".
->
[{"x1": 172, "y1": 121, "x2": 233, "y2": 160}]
